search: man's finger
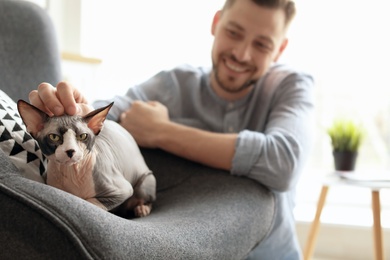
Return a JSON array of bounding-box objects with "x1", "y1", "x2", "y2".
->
[
  {"x1": 28, "y1": 89, "x2": 54, "y2": 116},
  {"x1": 56, "y1": 82, "x2": 82, "y2": 115},
  {"x1": 31, "y1": 82, "x2": 64, "y2": 116}
]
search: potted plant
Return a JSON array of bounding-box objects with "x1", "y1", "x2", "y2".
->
[{"x1": 327, "y1": 119, "x2": 364, "y2": 171}]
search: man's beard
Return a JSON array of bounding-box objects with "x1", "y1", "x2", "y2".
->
[{"x1": 212, "y1": 61, "x2": 256, "y2": 94}]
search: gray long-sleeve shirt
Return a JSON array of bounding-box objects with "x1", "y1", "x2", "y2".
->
[{"x1": 93, "y1": 63, "x2": 315, "y2": 259}]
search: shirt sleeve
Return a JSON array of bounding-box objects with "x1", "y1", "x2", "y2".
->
[
  {"x1": 231, "y1": 74, "x2": 315, "y2": 192},
  {"x1": 92, "y1": 70, "x2": 174, "y2": 122},
  {"x1": 92, "y1": 65, "x2": 201, "y2": 122},
  {"x1": 92, "y1": 95, "x2": 133, "y2": 122}
]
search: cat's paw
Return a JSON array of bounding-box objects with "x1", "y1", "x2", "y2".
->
[{"x1": 134, "y1": 204, "x2": 151, "y2": 217}]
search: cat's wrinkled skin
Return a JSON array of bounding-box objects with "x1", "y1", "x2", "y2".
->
[{"x1": 17, "y1": 100, "x2": 156, "y2": 218}]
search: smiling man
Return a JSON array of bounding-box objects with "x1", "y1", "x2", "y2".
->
[
  {"x1": 210, "y1": 0, "x2": 289, "y2": 101},
  {"x1": 30, "y1": 0, "x2": 314, "y2": 259}
]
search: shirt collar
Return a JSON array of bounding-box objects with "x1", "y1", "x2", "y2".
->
[{"x1": 203, "y1": 67, "x2": 264, "y2": 110}]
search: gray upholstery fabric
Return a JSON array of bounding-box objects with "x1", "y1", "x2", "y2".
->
[
  {"x1": 1, "y1": 148, "x2": 275, "y2": 259},
  {"x1": 0, "y1": 0, "x2": 61, "y2": 101},
  {"x1": 0, "y1": 1, "x2": 275, "y2": 259}
]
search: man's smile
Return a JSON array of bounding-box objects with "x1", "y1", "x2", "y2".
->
[{"x1": 223, "y1": 56, "x2": 253, "y2": 76}]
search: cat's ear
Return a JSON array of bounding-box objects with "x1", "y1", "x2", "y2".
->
[
  {"x1": 84, "y1": 102, "x2": 114, "y2": 135},
  {"x1": 17, "y1": 100, "x2": 48, "y2": 138}
]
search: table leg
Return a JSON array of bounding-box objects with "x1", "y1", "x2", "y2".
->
[
  {"x1": 372, "y1": 190, "x2": 384, "y2": 260},
  {"x1": 303, "y1": 185, "x2": 329, "y2": 260}
]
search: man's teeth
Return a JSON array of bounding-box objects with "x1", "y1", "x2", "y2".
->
[{"x1": 226, "y1": 61, "x2": 246, "y2": 72}]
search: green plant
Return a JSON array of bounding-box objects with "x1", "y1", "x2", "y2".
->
[{"x1": 327, "y1": 119, "x2": 364, "y2": 152}]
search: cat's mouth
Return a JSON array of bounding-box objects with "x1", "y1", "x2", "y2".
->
[
  {"x1": 57, "y1": 158, "x2": 80, "y2": 166},
  {"x1": 52, "y1": 148, "x2": 84, "y2": 165},
  {"x1": 62, "y1": 160, "x2": 78, "y2": 165},
  {"x1": 55, "y1": 157, "x2": 82, "y2": 165}
]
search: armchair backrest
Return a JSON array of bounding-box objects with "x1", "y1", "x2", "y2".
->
[{"x1": 0, "y1": 0, "x2": 61, "y2": 101}]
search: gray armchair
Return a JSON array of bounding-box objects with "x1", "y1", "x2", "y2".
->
[{"x1": 0, "y1": 1, "x2": 275, "y2": 259}]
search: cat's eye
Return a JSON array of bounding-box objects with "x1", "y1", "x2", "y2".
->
[
  {"x1": 48, "y1": 134, "x2": 60, "y2": 142},
  {"x1": 77, "y1": 133, "x2": 88, "y2": 141}
]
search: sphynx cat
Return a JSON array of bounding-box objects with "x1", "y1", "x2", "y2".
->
[{"x1": 17, "y1": 100, "x2": 156, "y2": 218}]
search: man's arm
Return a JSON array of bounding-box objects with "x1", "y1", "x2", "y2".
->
[
  {"x1": 157, "y1": 122, "x2": 237, "y2": 171},
  {"x1": 119, "y1": 100, "x2": 237, "y2": 171},
  {"x1": 231, "y1": 77, "x2": 315, "y2": 192},
  {"x1": 119, "y1": 72, "x2": 314, "y2": 193}
]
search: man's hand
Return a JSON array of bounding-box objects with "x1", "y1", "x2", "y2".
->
[
  {"x1": 29, "y1": 82, "x2": 92, "y2": 116},
  {"x1": 120, "y1": 101, "x2": 169, "y2": 148},
  {"x1": 121, "y1": 100, "x2": 235, "y2": 170}
]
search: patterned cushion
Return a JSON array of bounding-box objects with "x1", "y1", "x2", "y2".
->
[{"x1": 0, "y1": 90, "x2": 46, "y2": 183}]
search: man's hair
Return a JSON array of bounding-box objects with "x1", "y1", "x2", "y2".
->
[{"x1": 222, "y1": 0, "x2": 296, "y2": 27}]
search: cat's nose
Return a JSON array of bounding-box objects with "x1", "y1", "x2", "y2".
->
[{"x1": 66, "y1": 149, "x2": 75, "y2": 158}]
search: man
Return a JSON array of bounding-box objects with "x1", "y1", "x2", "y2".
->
[{"x1": 30, "y1": 0, "x2": 314, "y2": 258}]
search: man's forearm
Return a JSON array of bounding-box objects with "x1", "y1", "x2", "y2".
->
[{"x1": 155, "y1": 121, "x2": 237, "y2": 171}]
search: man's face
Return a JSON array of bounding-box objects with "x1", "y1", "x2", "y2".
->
[{"x1": 211, "y1": 0, "x2": 288, "y2": 100}]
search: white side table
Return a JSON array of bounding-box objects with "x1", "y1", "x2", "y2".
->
[{"x1": 303, "y1": 172, "x2": 390, "y2": 260}]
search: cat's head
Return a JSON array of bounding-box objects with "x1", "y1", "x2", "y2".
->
[{"x1": 17, "y1": 100, "x2": 114, "y2": 165}]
